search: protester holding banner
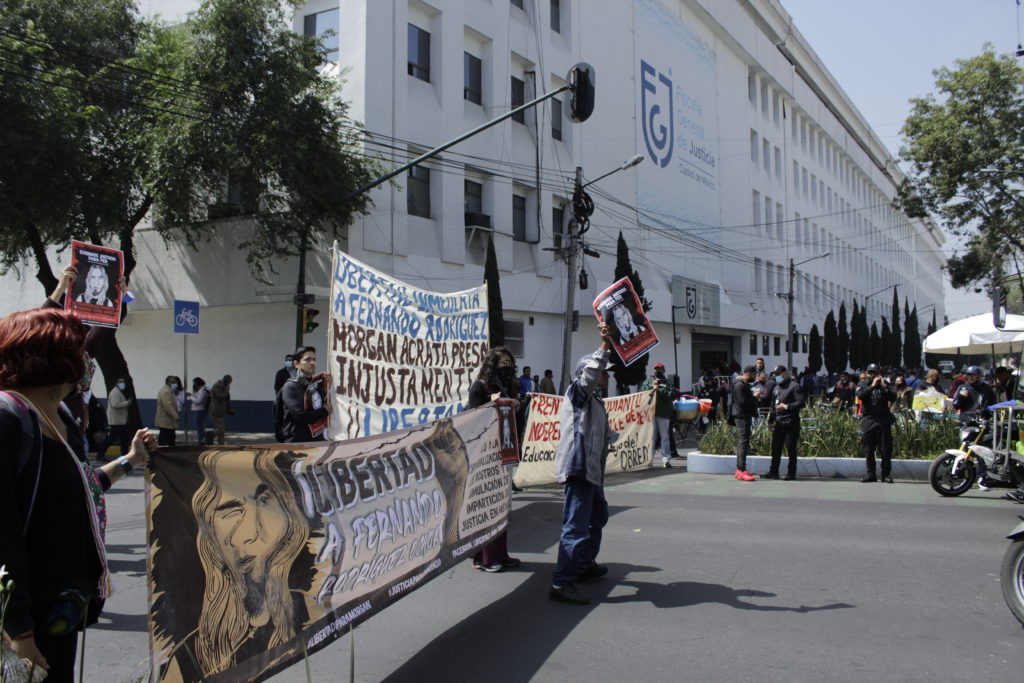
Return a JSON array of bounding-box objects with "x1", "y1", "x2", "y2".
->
[
  {"x1": 279, "y1": 346, "x2": 332, "y2": 442},
  {"x1": 466, "y1": 347, "x2": 522, "y2": 573},
  {"x1": 0, "y1": 307, "x2": 157, "y2": 682},
  {"x1": 550, "y1": 322, "x2": 620, "y2": 606}
]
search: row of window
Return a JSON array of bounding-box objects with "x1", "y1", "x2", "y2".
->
[
  {"x1": 748, "y1": 333, "x2": 807, "y2": 358},
  {"x1": 407, "y1": 166, "x2": 568, "y2": 247}
]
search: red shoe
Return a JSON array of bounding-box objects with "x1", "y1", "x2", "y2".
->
[
  {"x1": 736, "y1": 469, "x2": 755, "y2": 481},
  {"x1": 735, "y1": 469, "x2": 745, "y2": 480}
]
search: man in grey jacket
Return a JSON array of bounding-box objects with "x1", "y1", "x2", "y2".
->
[{"x1": 550, "y1": 322, "x2": 620, "y2": 605}]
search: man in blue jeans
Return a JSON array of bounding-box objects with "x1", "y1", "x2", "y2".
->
[{"x1": 549, "y1": 322, "x2": 620, "y2": 605}]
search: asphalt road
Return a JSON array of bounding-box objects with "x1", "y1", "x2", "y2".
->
[{"x1": 88, "y1": 460, "x2": 1024, "y2": 682}]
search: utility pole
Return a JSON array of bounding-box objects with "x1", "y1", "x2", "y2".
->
[
  {"x1": 786, "y1": 258, "x2": 795, "y2": 373},
  {"x1": 559, "y1": 167, "x2": 584, "y2": 394}
]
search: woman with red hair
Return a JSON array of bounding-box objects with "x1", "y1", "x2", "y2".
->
[{"x1": 0, "y1": 307, "x2": 156, "y2": 682}]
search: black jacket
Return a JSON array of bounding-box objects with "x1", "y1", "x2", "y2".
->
[
  {"x1": 856, "y1": 379, "x2": 896, "y2": 421},
  {"x1": 730, "y1": 378, "x2": 757, "y2": 419},
  {"x1": 274, "y1": 367, "x2": 292, "y2": 394},
  {"x1": 769, "y1": 378, "x2": 804, "y2": 425},
  {"x1": 951, "y1": 380, "x2": 997, "y2": 422},
  {"x1": 280, "y1": 376, "x2": 329, "y2": 442}
]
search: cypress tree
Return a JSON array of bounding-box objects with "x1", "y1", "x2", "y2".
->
[
  {"x1": 612, "y1": 231, "x2": 651, "y2": 391},
  {"x1": 837, "y1": 301, "x2": 849, "y2": 371},
  {"x1": 870, "y1": 321, "x2": 881, "y2": 354},
  {"x1": 808, "y1": 324, "x2": 822, "y2": 373},
  {"x1": 891, "y1": 289, "x2": 902, "y2": 368},
  {"x1": 881, "y1": 316, "x2": 893, "y2": 367},
  {"x1": 484, "y1": 233, "x2": 505, "y2": 346},
  {"x1": 850, "y1": 300, "x2": 862, "y2": 370},
  {"x1": 823, "y1": 309, "x2": 838, "y2": 374}
]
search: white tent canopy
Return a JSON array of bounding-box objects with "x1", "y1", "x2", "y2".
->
[{"x1": 923, "y1": 313, "x2": 1024, "y2": 355}]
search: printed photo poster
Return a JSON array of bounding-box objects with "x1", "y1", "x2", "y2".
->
[
  {"x1": 494, "y1": 397, "x2": 519, "y2": 465},
  {"x1": 329, "y1": 245, "x2": 489, "y2": 439},
  {"x1": 513, "y1": 390, "x2": 656, "y2": 487},
  {"x1": 593, "y1": 277, "x2": 658, "y2": 366},
  {"x1": 147, "y1": 405, "x2": 511, "y2": 683},
  {"x1": 305, "y1": 372, "x2": 329, "y2": 439},
  {"x1": 66, "y1": 240, "x2": 123, "y2": 328}
]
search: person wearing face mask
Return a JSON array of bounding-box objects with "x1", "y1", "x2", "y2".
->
[
  {"x1": 466, "y1": 347, "x2": 522, "y2": 572},
  {"x1": 857, "y1": 364, "x2": 897, "y2": 483},
  {"x1": 106, "y1": 376, "x2": 133, "y2": 458},
  {"x1": 273, "y1": 354, "x2": 294, "y2": 394},
  {"x1": 640, "y1": 362, "x2": 676, "y2": 468},
  {"x1": 209, "y1": 375, "x2": 235, "y2": 445},
  {"x1": 951, "y1": 365, "x2": 996, "y2": 424},
  {"x1": 279, "y1": 347, "x2": 333, "y2": 443},
  {"x1": 762, "y1": 365, "x2": 804, "y2": 480},
  {"x1": 892, "y1": 375, "x2": 914, "y2": 412},
  {"x1": 155, "y1": 375, "x2": 180, "y2": 446}
]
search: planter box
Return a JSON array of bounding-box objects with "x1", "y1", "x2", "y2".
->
[{"x1": 688, "y1": 452, "x2": 933, "y2": 481}]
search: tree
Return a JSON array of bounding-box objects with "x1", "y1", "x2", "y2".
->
[
  {"x1": 611, "y1": 230, "x2": 651, "y2": 392},
  {"x1": 0, "y1": 0, "x2": 379, "y2": 428},
  {"x1": 484, "y1": 234, "x2": 504, "y2": 346},
  {"x1": 870, "y1": 321, "x2": 881, "y2": 354},
  {"x1": 899, "y1": 47, "x2": 1024, "y2": 292},
  {"x1": 890, "y1": 289, "x2": 902, "y2": 368},
  {"x1": 905, "y1": 305, "x2": 921, "y2": 369},
  {"x1": 823, "y1": 309, "x2": 838, "y2": 374},
  {"x1": 837, "y1": 301, "x2": 849, "y2": 371},
  {"x1": 849, "y1": 300, "x2": 862, "y2": 370},
  {"x1": 807, "y1": 324, "x2": 822, "y2": 374},
  {"x1": 881, "y1": 317, "x2": 893, "y2": 368}
]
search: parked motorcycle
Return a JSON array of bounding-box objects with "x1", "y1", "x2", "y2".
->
[
  {"x1": 1002, "y1": 521, "x2": 1024, "y2": 626},
  {"x1": 929, "y1": 419, "x2": 1024, "y2": 496}
]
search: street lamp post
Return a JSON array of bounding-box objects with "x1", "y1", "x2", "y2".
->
[
  {"x1": 785, "y1": 252, "x2": 829, "y2": 372},
  {"x1": 558, "y1": 155, "x2": 644, "y2": 392}
]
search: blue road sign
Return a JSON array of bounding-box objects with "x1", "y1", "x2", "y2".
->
[{"x1": 173, "y1": 300, "x2": 200, "y2": 335}]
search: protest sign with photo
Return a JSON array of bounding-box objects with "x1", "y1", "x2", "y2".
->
[
  {"x1": 329, "y1": 245, "x2": 489, "y2": 439},
  {"x1": 513, "y1": 390, "x2": 656, "y2": 487},
  {"x1": 592, "y1": 277, "x2": 658, "y2": 366},
  {"x1": 66, "y1": 240, "x2": 123, "y2": 328},
  {"x1": 147, "y1": 405, "x2": 510, "y2": 683}
]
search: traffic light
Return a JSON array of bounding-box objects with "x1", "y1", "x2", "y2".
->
[
  {"x1": 303, "y1": 307, "x2": 319, "y2": 333},
  {"x1": 567, "y1": 62, "x2": 595, "y2": 123}
]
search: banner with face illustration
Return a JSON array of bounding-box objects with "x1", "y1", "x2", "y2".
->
[
  {"x1": 147, "y1": 406, "x2": 509, "y2": 683},
  {"x1": 329, "y1": 245, "x2": 489, "y2": 440},
  {"x1": 514, "y1": 390, "x2": 657, "y2": 487},
  {"x1": 66, "y1": 240, "x2": 123, "y2": 328}
]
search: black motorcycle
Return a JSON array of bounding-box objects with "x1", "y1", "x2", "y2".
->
[{"x1": 1002, "y1": 521, "x2": 1024, "y2": 626}]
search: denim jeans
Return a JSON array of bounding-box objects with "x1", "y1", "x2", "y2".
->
[
  {"x1": 553, "y1": 479, "x2": 608, "y2": 587},
  {"x1": 655, "y1": 416, "x2": 672, "y2": 463},
  {"x1": 194, "y1": 410, "x2": 207, "y2": 444}
]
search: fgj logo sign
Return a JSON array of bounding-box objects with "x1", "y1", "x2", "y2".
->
[
  {"x1": 640, "y1": 59, "x2": 674, "y2": 168},
  {"x1": 686, "y1": 286, "x2": 697, "y2": 320}
]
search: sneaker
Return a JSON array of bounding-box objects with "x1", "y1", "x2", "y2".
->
[
  {"x1": 740, "y1": 470, "x2": 755, "y2": 481},
  {"x1": 549, "y1": 583, "x2": 590, "y2": 605},
  {"x1": 500, "y1": 557, "x2": 521, "y2": 568},
  {"x1": 881, "y1": 476, "x2": 893, "y2": 484},
  {"x1": 578, "y1": 563, "x2": 608, "y2": 583},
  {"x1": 663, "y1": 461, "x2": 671, "y2": 468},
  {"x1": 979, "y1": 478, "x2": 992, "y2": 491},
  {"x1": 861, "y1": 475, "x2": 877, "y2": 483},
  {"x1": 761, "y1": 473, "x2": 780, "y2": 480},
  {"x1": 474, "y1": 562, "x2": 504, "y2": 573}
]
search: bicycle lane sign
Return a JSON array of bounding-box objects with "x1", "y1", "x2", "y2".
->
[{"x1": 173, "y1": 300, "x2": 200, "y2": 335}]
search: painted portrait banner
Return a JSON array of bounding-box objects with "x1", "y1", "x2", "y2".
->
[
  {"x1": 329, "y1": 245, "x2": 489, "y2": 440},
  {"x1": 513, "y1": 390, "x2": 656, "y2": 487},
  {"x1": 66, "y1": 240, "x2": 123, "y2": 328},
  {"x1": 593, "y1": 277, "x2": 659, "y2": 366},
  {"x1": 147, "y1": 406, "x2": 510, "y2": 683}
]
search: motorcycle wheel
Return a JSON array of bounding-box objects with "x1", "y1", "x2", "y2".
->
[
  {"x1": 1001, "y1": 540, "x2": 1024, "y2": 626},
  {"x1": 928, "y1": 452, "x2": 976, "y2": 497}
]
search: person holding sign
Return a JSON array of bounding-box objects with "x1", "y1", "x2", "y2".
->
[
  {"x1": 0, "y1": 308, "x2": 157, "y2": 682},
  {"x1": 279, "y1": 346, "x2": 332, "y2": 442},
  {"x1": 466, "y1": 347, "x2": 522, "y2": 573},
  {"x1": 549, "y1": 322, "x2": 620, "y2": 606}
]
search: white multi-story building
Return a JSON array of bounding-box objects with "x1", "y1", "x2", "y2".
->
[{"x1": 5, "y1": 0, "x2": 945, "y2": 430}]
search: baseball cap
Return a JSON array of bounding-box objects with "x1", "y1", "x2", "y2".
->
[
  {"x1": 653, "y1": 362, "x2": 665, "y2": 370},
  {"x1": 866, "y1": 363, "x2": 881, "y2": 373},
  {"x1": 743, "y1": 365, "x2": 757, "y2": 375}
]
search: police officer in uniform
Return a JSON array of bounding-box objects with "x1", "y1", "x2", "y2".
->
[
  {"x1": 762, "y1": 365, "x2": 805, "y2": 480},
  {"x1": 857, "y1": 363, "x2": 896, "y2": 483}
]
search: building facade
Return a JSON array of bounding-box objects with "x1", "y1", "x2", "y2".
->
[{"x1": 5, "y1": 0, "x2": 945, "y2": 430}]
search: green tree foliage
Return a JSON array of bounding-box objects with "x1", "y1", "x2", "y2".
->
[
  {"x1": 856, "y1": 304, "x2": 870, "y2": 369},
  {"x1": 899, "y1": 47, "x2": 1024, "y2": 292},
  {"x1": 849, "y1": 300, "x2": 862, "y2": 370},
  {"x1": 484, "y1": 233, "x2": 504, "y2": 347},
  {"x1": 823, "y1": 309, "x2": 838, "y2": 374},
  {"x1": 807, "y1": 324, "x2": 822, "y2": 374},
  {"x1": 881, "y1": 317, "x2": 893, "y2": 367},
  {"x1": 890, "y1": 289, "x2": 902, "y2": 367},
  {"x1": 870, "y1": 321, "x2": 881, "y2": 356},
  {"x1": 0, "y1": 0, "x2": 379, "y2": 427},
  {"x1": 837, "y1": 301, "x2": 849, "y2": 371},
  {"x1": 611, "y1": 230, "x2": 650, "y2": 391}
]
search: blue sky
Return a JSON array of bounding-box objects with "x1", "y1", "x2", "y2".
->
[{"x1": 779, "y1": 0, "x2": 1019, "y2": 321}]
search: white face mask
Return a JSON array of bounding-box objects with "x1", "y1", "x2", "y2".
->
[
  {"x1": 774, "y1": 375, "x2": 784, "y2": 383},
  {"x1": 117, "y1": 382, "x2": 126, "y2": 391},
  {"x1": 284, "y1": 361, "x2": 292, "y2": 368},
  {"x1": 170, "y1": 383, "x2": 179, "y2": 391}
]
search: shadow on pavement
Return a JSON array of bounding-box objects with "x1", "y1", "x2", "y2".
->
[
  {"x1": 93, "y1": 611, "x2": 149, "y2": 631},
  {"x1": 380, "y1": 563, "x2": 658, "y2": 683},
  {"x1": 603, "y1": 580, "x2": 855, "y2": 613}
]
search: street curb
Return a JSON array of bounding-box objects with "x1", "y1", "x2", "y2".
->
[{"x1": 689, "y1": 452, "x2": 933, "y2": 481}]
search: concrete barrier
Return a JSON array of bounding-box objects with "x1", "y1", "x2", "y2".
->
[{"x1": 688, "y1": 452, "x2": 933, "y2": 481}]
